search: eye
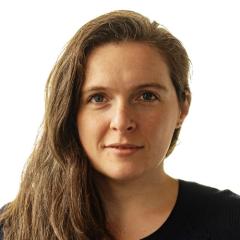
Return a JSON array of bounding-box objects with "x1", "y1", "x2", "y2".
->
[
  {"x1": 138, "y1": 91, "x2": 158, "y2": 102},
  {"x1": 88, "y1": 93, "x2": 107, "y2": 103}
]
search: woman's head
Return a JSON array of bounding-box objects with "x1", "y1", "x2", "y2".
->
[{"x1": 45, "y1": 10, "x2": 191, "y2": 167}]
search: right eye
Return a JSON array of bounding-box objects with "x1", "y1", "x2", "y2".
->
[{"x1": 88, "y1": 94, "x2": 107, "y2": 103}]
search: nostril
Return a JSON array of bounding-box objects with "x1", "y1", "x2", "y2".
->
[{"x1": 127, "y1": 126, "x2": 133, "y2": 131}]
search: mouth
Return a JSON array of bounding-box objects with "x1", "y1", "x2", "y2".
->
[
  {"x1": 105, "y1": 143, "x2": 144, "y2": 148},
  {"x1": 104, "y1": 143, "x2": 144, "y2": 156}
]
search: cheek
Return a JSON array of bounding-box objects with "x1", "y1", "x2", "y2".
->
[
  {"x1": 144, "y1": 109, "x2": 178, "y2": 139},
  {"x1": 144, "y1": 111, "x2": 177, "y2": 157},
  {"x1": 77, "y1": 113, "x2": 107, "y2": 145}
]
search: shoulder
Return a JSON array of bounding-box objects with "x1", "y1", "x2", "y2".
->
[
  {"x1": 179, "y1": 180, "x2": 240, "y2": 238},
  {"x1": 0, "y1": 216, "x2": 3, "y2": 240},
  {"x1": 0, "y1": 224, "x2": 3, "y2": 240},
  {"x1": 180, "y1": 179, "x2": 240, "y2": 209},
  {"x1": 0, "y1": 204, "x2": 8, "y2": 240}
]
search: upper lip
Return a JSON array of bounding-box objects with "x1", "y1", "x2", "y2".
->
[{"x1": 104, "y1": 143, "x2": 144, "y2": 149}]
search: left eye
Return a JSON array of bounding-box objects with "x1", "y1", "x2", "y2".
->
[{"x1": 139, "y1": 92, "x2": 158, "y2": 101}]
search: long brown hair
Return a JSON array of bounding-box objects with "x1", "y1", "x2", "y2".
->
[{"x1": 0, "y1": 10, "x2": 190, "y2": 239}]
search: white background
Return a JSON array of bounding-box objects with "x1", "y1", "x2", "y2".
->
[{"x1": 0, "y1": 0, "x2": 239, "y2": 206}]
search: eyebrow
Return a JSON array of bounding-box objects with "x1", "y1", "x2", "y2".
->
[
  {"x1": 134, "y1": 83, "x2": 167, "y2": 91},
  {"x1": 82, "y1": 82, "x2": 168, "y2": 94}
]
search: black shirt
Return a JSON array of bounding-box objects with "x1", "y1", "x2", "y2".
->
[
  {"x1": 1, "y1": 180, "x2": 240, "y2": 239},
  {"x1": 142, "y1": 179, "x2": 240, "y2": 240}
]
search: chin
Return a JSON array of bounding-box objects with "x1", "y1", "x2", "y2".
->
[{"x1": 98, "y1": 166, "x2": 147, "y2": 183}]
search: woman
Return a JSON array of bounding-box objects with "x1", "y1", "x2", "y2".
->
[{"x1": 0, "y1": 10, "x2": 240, "y2": 240}]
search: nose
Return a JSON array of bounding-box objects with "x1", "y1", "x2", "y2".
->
[{"x1": 110, "y1": 104, "x2": 137, "y2": 133}]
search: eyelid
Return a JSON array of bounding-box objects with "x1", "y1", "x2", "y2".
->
[
  {"x1": 87, "y1": 92, "x2": 108, "y2": 103},
  {"x1": 136, "y1": 90, "x2": 159, "y2": 101}
]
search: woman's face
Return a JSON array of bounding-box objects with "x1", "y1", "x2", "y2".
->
[{"x1": 77, "y1": 42, "x2": 188, "y2": 182}]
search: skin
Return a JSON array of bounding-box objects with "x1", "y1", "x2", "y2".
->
[{"x1": 77, "y1": 41, "x2": 190, "y2": 239}]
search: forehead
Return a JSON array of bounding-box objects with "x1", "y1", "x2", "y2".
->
[{"x1": 83, "y1": 41, "x2": 171, "y2": 90}]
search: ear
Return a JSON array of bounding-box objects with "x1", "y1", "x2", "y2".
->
[{"x1": 176, "y1": 91, "x2": 191, "y2": 129}]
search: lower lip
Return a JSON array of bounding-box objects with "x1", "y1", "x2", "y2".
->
[{"x1": 106, "y1": 147, "x2": 143, "y2": 156}]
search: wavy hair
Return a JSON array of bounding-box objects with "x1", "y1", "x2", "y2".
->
[{"x1": 0, "y1": 10, "x2": 190, "y2": 239}]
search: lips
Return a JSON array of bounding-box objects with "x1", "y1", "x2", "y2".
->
[
  {"x1": 104, "y1": 143, "x2": 144, "y2": 157},
  {"x1": 105, "y1": 143, "x2": 144, "y2": 149}
]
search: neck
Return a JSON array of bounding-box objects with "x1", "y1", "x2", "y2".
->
[{"x1": 94, "y1": 166, "x2": 178, "y2": 222}]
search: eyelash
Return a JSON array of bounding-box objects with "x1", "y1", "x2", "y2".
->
[
  {"x1": 87, "y1": 92, "x2": 107, "y2": 103},
  {"x1": 87, "y1": 91, "x2": 159, "y2": 104},
  {"x1": 137, "y1": 91, "x2": 159, "y2": 102}
]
